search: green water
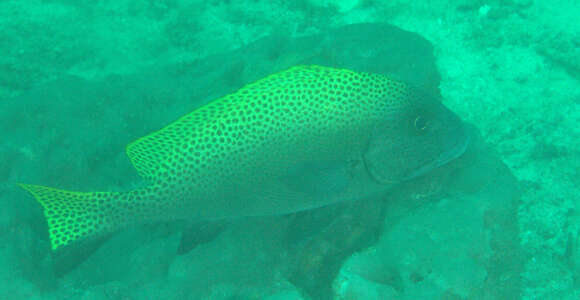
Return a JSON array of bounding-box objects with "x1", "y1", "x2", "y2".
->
[{"x1": 0, "y1": 1, "x2": 578, "y2": 299}]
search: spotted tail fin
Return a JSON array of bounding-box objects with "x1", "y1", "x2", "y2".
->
[{"x1": 17, "y1": 184, "x2": 119, "y2": 251}]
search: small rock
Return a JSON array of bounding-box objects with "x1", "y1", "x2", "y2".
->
[
  {"x1": 309, "y1": 0, "x2": 361, "y2": 13},
  {"x1": 456, "y1": 0, "x2": 486, "y2": 11},
  {"x1": 264, "y1": 289, "x2": 305, "y2": 300},
  {"x1": 510, "y1": 0, "x2": 533, "y2": 8}
]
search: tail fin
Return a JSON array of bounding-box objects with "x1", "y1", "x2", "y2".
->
[{"x1": 17, "y1": 184, "x2": 117, "y2": 251}]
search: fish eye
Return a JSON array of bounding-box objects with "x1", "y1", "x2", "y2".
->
[{"x1": 413, "y1": 116, "x2": 429, "y2": 131}]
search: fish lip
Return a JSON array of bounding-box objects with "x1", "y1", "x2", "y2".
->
[
  {"x1": 402, "y1": 127, "x2": 471, "y2": 181},
  {"x1": 436, "y1": 129, "x2": 471, "y2": 167}
]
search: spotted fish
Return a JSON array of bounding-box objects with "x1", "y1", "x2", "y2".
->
[{"x1": 19, "y1": 65, "x2": 469, "y2": 251}]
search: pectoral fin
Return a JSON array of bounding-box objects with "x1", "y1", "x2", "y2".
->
[{"x1": 279, "y1": 160, "x2": 352, "y2": 198}]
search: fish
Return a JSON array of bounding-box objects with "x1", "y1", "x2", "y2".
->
[{"x1": 18, "y1": 65, "x2": 469, "y2": 251}]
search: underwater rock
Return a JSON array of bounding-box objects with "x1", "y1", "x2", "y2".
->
[
  {"x1": 285, "y1": 198, "x2": 386, "y2": 300},
  {"x1": 5, "y1": 22, "x2": 479, "y2": 299},
  {"x1": 80, "y1": 281, "x2": 131, "y2": 300},
  {"x1": 536, "y1": 31, "x2": 580, "y2": 78},
  {"x1": 309, "y1": 0, "x2": 361, "y2": 13},
  {"x1": 333, "y1": 127, "x2": 522, "y2": 299},
  {"x1": 2, "y1": 23, "x2": 440, "y2": 190},
  {"x1": 264, "y1": 289, "x2": 305, "y2": 300}
]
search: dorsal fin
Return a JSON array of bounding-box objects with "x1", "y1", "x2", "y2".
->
[
  {"x1": 125, "y1": 65, "x2": 338, "y2": 181},
  {"x1": 125, "y1": 128, "x2": 177, "y2": 181},
  {"x1": 127, "y1": 65, "x2": 304, "y2": 180},
  {"x1": 124, "y1": 105, "x2": 214, "y2": 181}
]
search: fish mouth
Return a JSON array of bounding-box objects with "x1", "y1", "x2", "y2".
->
[
  {"x1": 436, "y1": 130, "x2": 470, "y2": 167},
  {"x1": 403, "y1": 127, "x2": 471, "y2": 181}
]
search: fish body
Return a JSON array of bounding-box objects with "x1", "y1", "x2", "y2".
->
[{"x1": 19, "y1": 65, "x2": 468, "y2": 251}]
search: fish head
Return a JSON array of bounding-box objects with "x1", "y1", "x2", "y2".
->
[{"x1": 363, "y1": 89, "x2": 470, "y2": 184}]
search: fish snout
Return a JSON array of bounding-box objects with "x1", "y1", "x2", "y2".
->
[{"x1": 403, "y1": 107, "x2": 470, "y2": 181}]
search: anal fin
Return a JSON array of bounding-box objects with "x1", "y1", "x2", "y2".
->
[{"x1": 177, "y1": 221, "x2": 226, "y2": 255}]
